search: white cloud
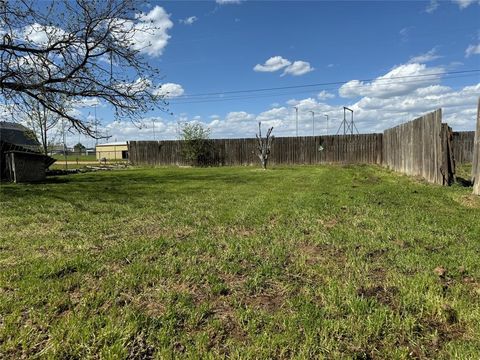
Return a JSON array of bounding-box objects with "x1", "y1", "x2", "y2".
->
[
  {"x1": 465, "y1": 43, "x2": 480, "y2": 57},
  {"x1": 101, "y1": 117, "x2": 178, "y2": 142},
  {"x1": 317, "y1": 90, "x2": 335, "y2": 101},
  {"x1": 339, "y1": 63, "x2": 445, "y2": 99},
  {"x1": 19, "y1": 7, "x2": 172, "y2": 59},
  {"x1": 130, "y1": 6, "x2": 173, "y2": 57},
  {"x1": 426, "y1": 0, "x2": 439, "y2": 13},
  {"x1": 282, "y1": 61, "x2": 314, "y2": 76},
  {"x1": 254, "y1": 56, "x2": 314, "y2": 76},
  {"x1": 216, "y1": 0, "x2": 242, "y2": 4},
  {"x1": 22, "y1": 23, "x2": 66, "y2": 45},
  {"x1": 256, "y1": 107, "x2": 289, "y2": 124},
  {"x1": 452, "y1": 0, "x2": 477, "y2": 9},
  {"x1": 224, "y1": 111, "x2": 255, "y2": 123},
  {"x1": 254, "y1": 56, "x2": 291, "y2": 72},
  {"x1": 347, "y1": 83, "x2": 480, "y2": 132},
  {"x1": 71, "y1": 97, "x2": 102, "y2": 109},
  {"x1": 399, "y1": 27, "x2": 416, "y2": 42},
  {"x1": 154, "y1": 83, "x2": 185, "y2": 98},
  {"x1": 408, "y1": 48, "x2": 441, "y2": 63},
  {"x1": 179, "y1": 16, "x2": 198, "y2": 25}
]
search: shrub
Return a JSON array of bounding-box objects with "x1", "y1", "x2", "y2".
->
[{"x1": 179, "y1": 123, "x2": 214, "y2": 166}]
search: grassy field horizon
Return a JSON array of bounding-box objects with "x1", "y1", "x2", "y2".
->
[{"x1": 1, "y1": 165, "x2": 479, "y2": 359}]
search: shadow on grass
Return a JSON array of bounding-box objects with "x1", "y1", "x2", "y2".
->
[
  {"x1": 0, "y1": 168, "x2": 273, "y2": 209},
  {"x1": 455, "y1": 177, "x2": 472, "y2": 187}
]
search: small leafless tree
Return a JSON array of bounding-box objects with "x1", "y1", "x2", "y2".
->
[
  {"x1": 0, "y1": 0, "x2": 168, "y2": 137},
  {"x1": 24, "y1": 98, "x2": 62, "y2": 155},
  {"x1": 254, "y1": 122, "x2": 274, "y2": 170}
]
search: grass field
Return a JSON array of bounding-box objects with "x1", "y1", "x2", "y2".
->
[
  {"x1": 1, "y1": 165, "x2": 479, "y2": 359},
  {"x1": 51, "y1": 154, "x2": 97, "y2": 162}
]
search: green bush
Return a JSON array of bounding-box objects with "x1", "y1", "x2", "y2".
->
[{"x1": 179, "y1": 123, "x2": 214, "y2": 166}]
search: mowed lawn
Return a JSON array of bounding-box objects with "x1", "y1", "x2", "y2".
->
[{"x1": 1, "y1": 165, "x2": 480, "y2": 359}]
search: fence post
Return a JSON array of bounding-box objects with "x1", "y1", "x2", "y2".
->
[{"x1": 472, "y1": 98, "x2": 480, "y2": 195}]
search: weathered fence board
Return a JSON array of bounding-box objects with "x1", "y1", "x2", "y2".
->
[
  {"x1": 472, "y1": 99, "x2": 480, "y2": 195},
  {"x1": 452, "y1": 131, "x2": 475, "y2": 164},
  {"x1": 382, "y1": 109, "x2": 452, "y2": 185},
  {"x1": 128, "y1": 134, "x2": 384, "y2": 167}
]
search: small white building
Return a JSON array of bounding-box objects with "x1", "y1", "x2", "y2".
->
[{"x1": 95, "y1": 142, "x2": 128, "y2": 161}]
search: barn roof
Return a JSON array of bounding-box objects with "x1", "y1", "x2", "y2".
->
[{"x1": 0, "y1": 122, "x2": 41, "y2": 151}]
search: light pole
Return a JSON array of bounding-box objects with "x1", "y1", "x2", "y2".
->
[
  {"x1": 94, "y1": 104, "x2": 98, "y2": 146},
  {"x1": 309, "y1": 111, "x2": 315, "y2": 136},
  {"x1": 324, "y1": 114, "x2": 329, "y2": 135},
  {"x1": 293, "y1": 106, "x2": 298, "y2": 137},
  {"x1": 62, "y1": 118, "x2": 67, "y2": 170}
]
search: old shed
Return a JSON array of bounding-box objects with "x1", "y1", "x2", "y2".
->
[{"x1": 0, "y1": 122, "x2": 55, "y2": 183}]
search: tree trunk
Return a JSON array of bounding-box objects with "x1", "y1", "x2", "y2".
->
[{"x1": 261, "y1": 157, "x2": 267, "y2": 170}]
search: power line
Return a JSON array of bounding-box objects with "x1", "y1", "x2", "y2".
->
[
  {"x1": 169, "y1": 72, "x2": 479, "y2": 105},
  {"x1": 170, "y1": 69, "x2": 480, "y2": 100}
]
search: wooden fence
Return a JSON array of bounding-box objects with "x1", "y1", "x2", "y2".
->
[
  {"x1": 452, "y1": 131, "x2": 475, "y2": 164},
  {"x1": 382, "y1": 109, "x2": 454, "y2": 185},
  {"x1": 128, "y1": 133, "x2": 383, "y2": 167},
  {"x1": 128, "y1": 109, "x2": 479, "y2": 186}
]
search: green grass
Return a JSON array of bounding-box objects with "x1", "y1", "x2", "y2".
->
[
  {"x1": 456, "y1": 163, "x2": 473, "y2": 181},
  {"x1": 1, "y1": 165, "x2": 479, "y2": 359},
  {"x1": 51, "y1": 154, "x2": 97, "y2": 161}
]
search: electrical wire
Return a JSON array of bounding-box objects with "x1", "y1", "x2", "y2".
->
[
  {"x1": 169, "y1": 71, "x2": 480, "y2": 105},
  {"x1": 171, "y1": 69, "x2": 479, "y2": 99}
]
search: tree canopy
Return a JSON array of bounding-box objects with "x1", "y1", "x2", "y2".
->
[{"x1": 0, "y1": 0, "x2": 168, "y2": 137}]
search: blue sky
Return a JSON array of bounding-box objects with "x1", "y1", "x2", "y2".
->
[{"x1": 77, "y1": 0, "x2": 479, "y2": 145}]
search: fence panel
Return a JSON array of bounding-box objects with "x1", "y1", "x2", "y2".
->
[
  {"x1": 128, "y1": 134, "x2": 384, "y2": 167},
  {"x1": 452, "y1": 131, "x2": 475, "y2": 164},
  {"x1": 382, "y1": 109, "x2": 452, "y2": 185}
]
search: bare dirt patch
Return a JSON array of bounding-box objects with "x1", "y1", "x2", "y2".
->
[
  {"x1": 298, "y1": 242, "x2": 346, "y2": 266},
  {"x1": 241, "y1": 292, "x2": 285, "y2": 312},
  {"x1": 356, "y1": 285, "x2": 399, "y2": 309},
  {"x1": 409, "y1": 316, "x2": 466, "y2": 358},
  {"x1": 364, "y1": 248, "x2": 388, "y2": 260},
  {"x1": 206, "y1": 303, "x2": 247, "y2": 354},
  {"x1": 317, "y1": 217, "x2": 338, "y2": 230},
  {"x1": 454, "y1": 194, "x2": 480, "y2": 209},
  {"x1": 367, "y1": 267, "x2": 387, "y2": 282},
  {"x1": 127, "y1": 332, "x2": 155, "y2": 360}
]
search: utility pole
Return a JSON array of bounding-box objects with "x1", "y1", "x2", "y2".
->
[
  {"x1": 324, "y1": 114, "x2": 329, "y2": 135},
  {"x1": 94, "y1": 104, "x2": 98, "y2": 146},
  {"x1": 312, "y1": 111, "x2": 315, "y2": 136},
  {"x1": 293, "y1": 106, "x2": 298, "y2": 137},
  {"x1": 62, "y1": 118, "x2": 67, "y2": 170},
  {"x1": 152, "y1": 118, "x2": 156, "y2": 140}
]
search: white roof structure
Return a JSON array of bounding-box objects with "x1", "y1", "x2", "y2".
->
[{"x1": 96, "y1": 142, "x2": 127, "y2": 147}]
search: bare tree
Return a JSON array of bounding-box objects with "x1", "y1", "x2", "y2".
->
[
  {"x1": 24, "y1": 98, "x2": 62, "y2": 155},
  {"x1": 254, "y1": 122, "x2": 274, "y2": 170},
  {"x1": 0, "y1": 0, "x2": 168, "y2": 137}
]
